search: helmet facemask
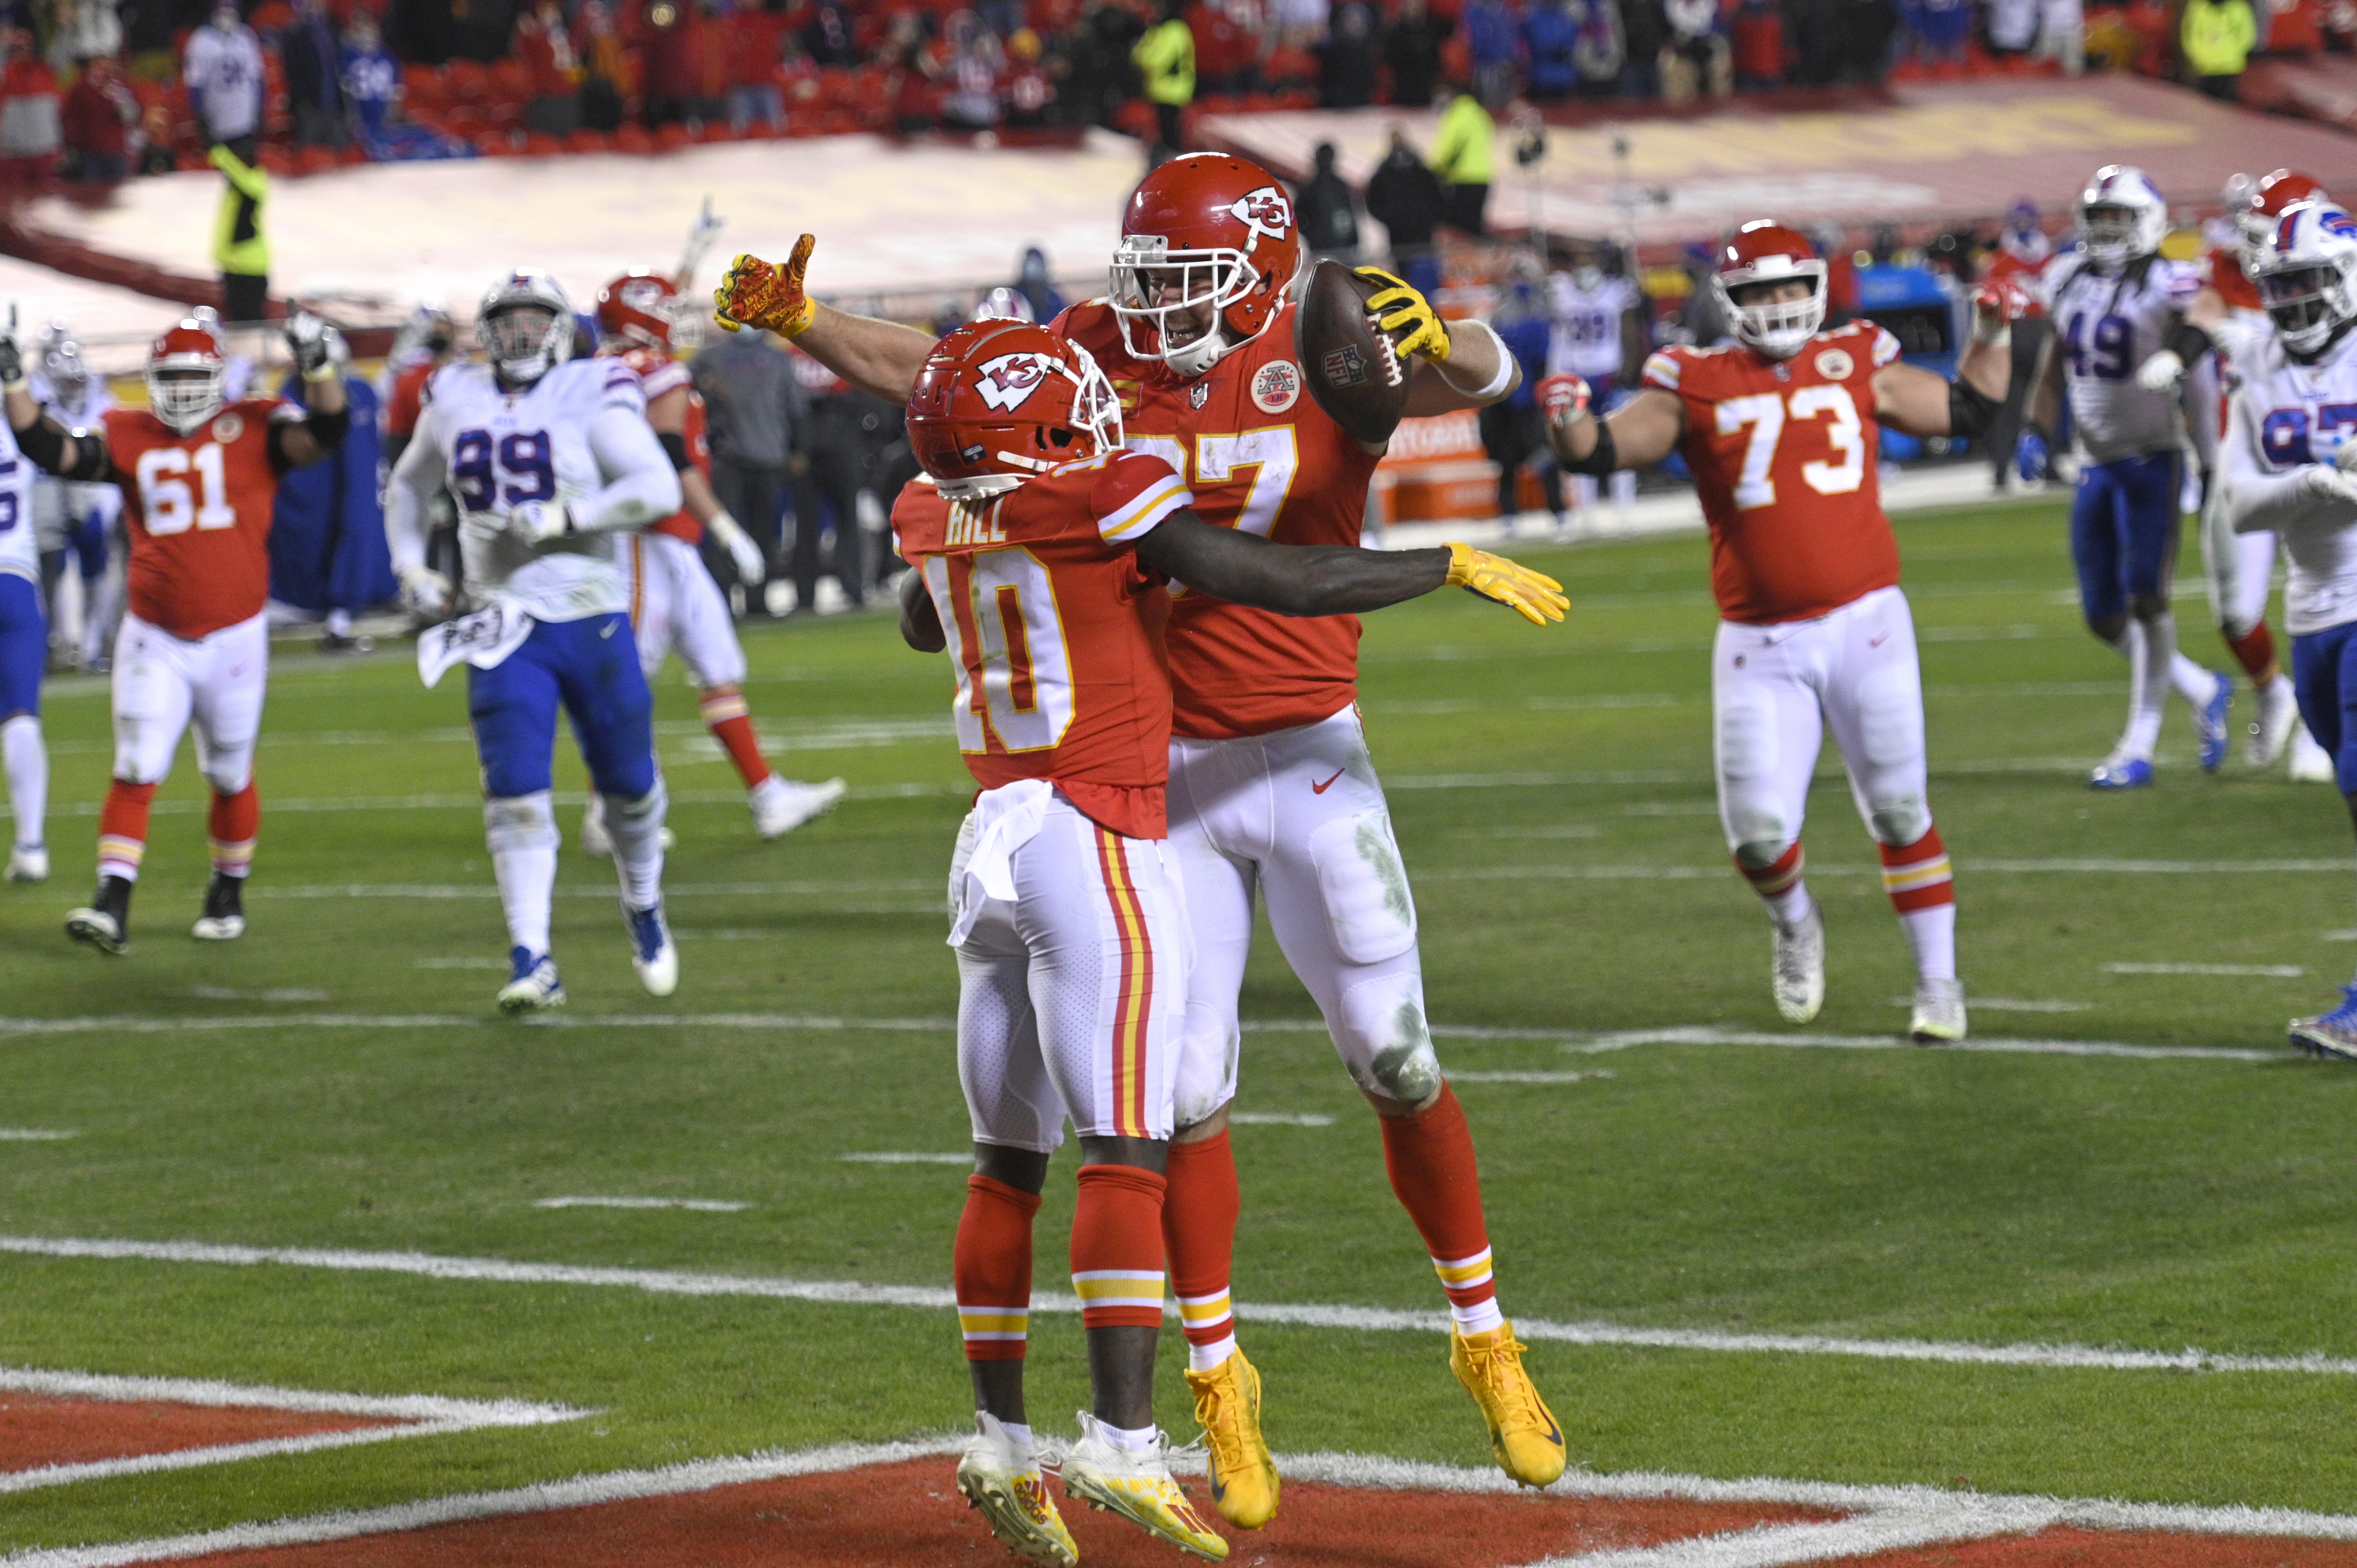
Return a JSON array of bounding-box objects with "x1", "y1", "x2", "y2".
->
[
  {"x1": 926, "y1": 342, "x2": 1127, "y2": 502},
  {"x1": 146, "y1": 360, "x2": 224, "y2": 434},
  {"x1": 2258, "y1": 257, "x2": 2357, "y2": 357},
  {"x1": 1109, "y1": 234, "x2": 1257, "y2": 378},
  {"x1": 1718, "y1": 267, "x2": 1827, "y2": 361},
  {"x1": 2079, "y1": 201, "x2": 2156, "y2": 269},
  {"x1": 484, "y1": 303, "x2": 571, "y2": 386}
]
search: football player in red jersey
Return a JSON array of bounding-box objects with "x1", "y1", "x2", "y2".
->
[
  {"x1": 0, "y1": 310, "x2": 350, "y2": 954},
  {"x1": 716, "y1": 152, "x2": 1569, "y2": 1519},
  {"x1": 1542, "y1": 220, "x2": 2012, "y2": 1044},
  {"x1": 586, "y1": 270, "x2": 845, "y2": 851},
  {"x1": 894, "y1": 317, "x2": 1559, "y2": 1568}
]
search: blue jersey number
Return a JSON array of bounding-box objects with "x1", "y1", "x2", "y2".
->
[
  {"x1": 2064, "y1": 311, "x2": 2135, "y2": 381},
  {"x1": 0, "y1": 456, "x2": 20, "y2": 533},
  {"x1": 452, "y1": 429, "x2": 557, "y2": 511},
  {"x1": 2260, "y1": 404, "x2": 2357, "y2": 465}
]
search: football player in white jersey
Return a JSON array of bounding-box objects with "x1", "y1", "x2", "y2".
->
[
  {"x1": 2022, "y1": 164, "x2": 2232, "y2": 789},
  {"x1": 2215, "y1": 200, "x2": 2357, "y2": 1056},
  {"x1": 385, "y1": 269, "x2": 685, "y2": 1012},
  {"x1": 1545, "y1": 238, "x2": 1643, "y2": 533},
  {"x1": 29, "y1": 325, "x2": 121, "y2": 672},
  {"x1": 0, "y1": 361, "x2": 44, "y2": 885}
]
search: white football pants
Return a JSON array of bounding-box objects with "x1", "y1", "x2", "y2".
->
[
  {"x1": 2199, "y1": 489, "x2": 2278, "y2": 642},
  {"x1": 110, "y1": 610, "x2": 266, "y2": 795},
  {"x1": 621, "y1": 531, "x2": 747, "y2": 687},
  {"x1": 1167, "y1": 704, "x2": 1438, "y2": 1129},
  {"x1": 1714, "y1": 586, "x2": 1934, "y2": 862},
  {"x1": 951, "y1": 781, "x2": 1186, "y2": 1151}
]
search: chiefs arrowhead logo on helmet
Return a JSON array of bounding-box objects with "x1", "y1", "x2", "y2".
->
[
  {"x1": 975, "y1": 352, "x2": 1052, "y2": 412},
  {"x1": 1226, "y1": 186, "x2": 1293, "y2": 240}
]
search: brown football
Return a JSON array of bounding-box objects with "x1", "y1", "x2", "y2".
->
[{"x1": 1296, "y1": 258, "x2": 1409, "y2": 446}]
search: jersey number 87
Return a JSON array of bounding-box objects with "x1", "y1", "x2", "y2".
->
[{"x1": 452, "y1": 428, "x2": 557, "y2": 512}]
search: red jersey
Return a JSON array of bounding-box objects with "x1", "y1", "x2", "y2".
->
[
  {"x1": 612, "y1": 346, "x2": 709, "y2": 544},
  {"x1": 108, "y1": 398, "x2": 298, "y2": 641},
  {"x1": 1642, "y1": 321, "x2": 1904, "y2": 625},
  {"x1": 1054, "y1": 298, "x2": 1381, "y2": 742},
  {"x1": 2200, "y1": 242, "x2": 2264, "y2": 313},
  {"x1": 893, "y1": 451, "x2": 1193, "y2": 840},
  {"x1": 1981, "y1": 247, "x2": 2049, "y2": 319},
  {"x1": 385, "y1": 360, "x2": 434, "y2": 439}
]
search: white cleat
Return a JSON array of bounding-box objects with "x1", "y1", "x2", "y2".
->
[
  {"x1": 1061, "y1": 1412, "x2": 1229, "y2": 1560},
  {"x1": 751, "y1": 775, "x2": 846, "y2": 840},
  {"x1": 6, "y1": 844, "x2": 47, "y2": 883},
  {"x1": 1771, "y1": 904, "x2": 1825, "y2": 1024},
  {"x1": 2291, "y1": 723, "x2": 2337, "y2": 783},
  {"x1": 1908, "y1": 977, "x2": 1967, "y2": 1043},
  {"x1": 625, "y1": 901, "x2": 677, "y2": 997},
  {"x1": 2249, "y1": 678, "x2": 2300, "y2": 769},
  {"x1": 955, "y1": 1412, "x2": 1078, "y2": 1568},
  {"x1": 497, "y1": 947, "x2": 566, "y2": 1013}
]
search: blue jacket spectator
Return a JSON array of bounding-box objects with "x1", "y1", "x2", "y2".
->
[
  {"x1": 1521, "y1": 0, "x2": 1582, "y2": 97},
  {"x1": 1463, "y1": 0, "x2": 1521, "y2": 102}
]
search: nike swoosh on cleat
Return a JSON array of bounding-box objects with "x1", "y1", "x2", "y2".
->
[{"x1": 1311, "y1": 769, "x2": 1345, "y2": 793}]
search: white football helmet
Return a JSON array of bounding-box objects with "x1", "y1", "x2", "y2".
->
[
  {"x1": 2252, "y1": 200, "x2": 2357, "y2": 359},
  {"x1": 478, "y1": 268, "x2": 575, "y2": 387},
  {"x1": 2077, "y1": 165, "x2": 2170, "y2": 269}
]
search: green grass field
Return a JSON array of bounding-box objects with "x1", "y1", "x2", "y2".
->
[{"x1": 5, "y1": 494, "x2": 2357, "y2": 1555}]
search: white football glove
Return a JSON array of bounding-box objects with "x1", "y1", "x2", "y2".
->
[
  {"x1": 508, "y1": 498, "x2": 572, "y2": 545},
  {"x1": 2299, "y1": 463, "x2": 2357, "y2": 507},
  {"x1": 284, "y1": 309, "x2": 346, "y2": 382},
  {"x1": 2134, "y1": 349, "x2": 2185, "y2": 394},
  {"x1": 396, "y1": 563, "x2": 451, "y2": 617},
  {"x1": 0, "y1": 303, "x2": 25, "y2": 394},
  {"x1": 706, "y1": 510, "x2": 767, "y2": 586}
]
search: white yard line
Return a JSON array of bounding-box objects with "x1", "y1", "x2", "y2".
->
[
  {"x1": 1450, "y1": 1071, "x2": 1616, "y2": 1084},
  {"x1": 1228, "y1": 1112, "x2": 1338, "y2": 1127},
  {"x1": 2105, "y1": 962, "x2": 2307, "y2": 977},
  {"x1": 0, "y1": 1130, "x2": 74, "y2": 1141},
  {"x1": 838, "y1": 1152, "x2": 970, "y2": 1164},
  {"x1": 0, "y1": 782, "x2": 959, "y2": 822},
  {"x1": 3, "y1": 1234, "x2": 2352, "y2": 1377},
  {"x1": 1556, "y1": 1026, "x2": 2278, "y2": 1062},
  {"x1": 532, "y1": 1197, "x2": 750, "y2": 1212}
]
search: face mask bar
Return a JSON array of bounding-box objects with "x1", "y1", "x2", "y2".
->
[
  {"x1": 2080, "y1": 204, "x2": 2146, "y2": 264},
  {"x1": 484, "y1": 306, "x2": 563, "y2": 379},
  {"x1": 930, "y1": 346, "x2": 1127, "y2": 501},
  {"x1": 1721, "y1": 268, "x2": 1827, "y2": 360},
  {"x1": 147, "y1": 365, "x2": 225, "y2": 432},
  {"x1": 2259, "y1": 262, "x2": 2347, "y2": 349},
  {"x1": 1109, "y1": 236, "x2": 1251, "y2": 365}
]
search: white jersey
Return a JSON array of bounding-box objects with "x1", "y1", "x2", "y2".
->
[
  {"x1": 2220, "y1": 326, "x2": 2357, "y2": 635},
  {"x1": 2041, "y1": 251, "x2": 2200, "y2": 462},
  {"x1": 0, "y1": 418, "x2": 42, "y2": 583},
  {"x1": 416, "y1": 358, "x2": 647, "y2": 624},
  {"x1": 1546, "y1": 273, "x2": 1639, "y2": 382}
]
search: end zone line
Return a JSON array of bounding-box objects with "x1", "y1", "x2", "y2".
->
[
  {"x1": 0, "y1": 1422, "x2": 520, "y2": 1497},
  {"x1": 2, "y1": 1234, "x2": 2352, "y2": 1379}
]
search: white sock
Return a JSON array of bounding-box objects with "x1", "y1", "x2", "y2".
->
[
  {"x1": 1188, "y1": 1332, "x2": 1238, "y2": 1373},
  {"x1": 1898, "y1": 903, "x2": 1957, "y2": 983},
  {"x1": 1610, "y1": 468, "x2": 1636, "y2": 511},
  {"x1": 2, "y1": 714, "x2": 44, "y2": 850},
  {"x1": 1452, "y1": 1297, "x2": 1507, "y2": 1335},
  {"x1": 484, "y1": 792, "x2": 558, "y2": 955},
  {"x1": 1763, "y1": 881, "x2": 1814, "y2": 932},
  {"x1": 1572, "y1": 473, "x2": 1597, "y2": 512},
  {"x1": 1099, "y1": 1420, "x2": 1158, "y2": 1453},
  {"x1": 325, "y1": 608, "x2": 352, "y2": 637},
  {"x1": 993, "y1": 1416, "x2": 1035, "y2": 1452},
  {"x1": 2123, "y1": 617, "x2": 2167, "y2": 758},
  {"x1": 603, "y1": 779, "x2": 667, "y2": 910},
  {"x1": 2165, "y1": 640, "x2": 2215, "y2": 711}
]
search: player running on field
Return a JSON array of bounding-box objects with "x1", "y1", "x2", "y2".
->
[
  {"x1": 2209, "y1": 200, "x2": 2357, "y2": 1057},
  {"x1": 2022, "y1": 164, "x2": 2234, "y2": 789},
  {"x1": 31, "y1": 324, "x2": 123, "y2": 674},
  {"x1": 0, "y1": 340, "x2": 43, "y2": 886},
  {"x1": 1541, "y1": 219, "x2": 2015, "y2": 1042},
  {"x1": 386, "y1": 268, "x2": 684, "y2": 1013},
  {"x1": 2159, "y1": 169, "x2": 2337, "y2": 779},
  {"x1": 2, "y1": 311, "x2": 350, "y2": 952},
  {"x1": 717, "y1": 150, "x2": 1568, "y2": 1523},
  {"x1": 585, "y1": 268, "x2": 845, "y2": 855},
  {"x1": 893, "y1": 317, "x2": 1561, "y2": 1568}
]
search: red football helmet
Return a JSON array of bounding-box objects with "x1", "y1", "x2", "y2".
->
[
  {"x1": 1714, "y1": 220, "x2": 1827, "y2": 361},
  {"x1": 1109, "y1": 152, "x2": 1303, "y2": 377},
  {"x1": 2242, "y1": 169, "x2": 2329, "y2": 256},
  {"x1": 146, "y1": 316, "x2": 227, "y2": 434},
  {"x1": 906, "y1": 319, "x2": 1124, "y2": 500},
  {"x1": 596, "y1": 269, "x2": 699, "y2": 353}
]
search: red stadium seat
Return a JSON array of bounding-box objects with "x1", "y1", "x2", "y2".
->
[
  {"x1": 522, "y1": 131, "x2": 563, "y2": 156},
  {"x1": 654, "y1": 121, "x2": 693, "y2": 151},
  {"x1": 294, "y1": 145, "x2": 336, "y2": 176},
  {"x1": 566, "y1": 127, "x2": 613, "y2": 152},
  {"x1": 611, "y1": 122, "x2": 655, "y2": 152}
]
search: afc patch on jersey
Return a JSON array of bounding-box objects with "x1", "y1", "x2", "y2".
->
[
  {"x1": 1251, "y1": 359, "x2": 1302, "y2": 414},
  {"x1": 1813, "y1": 347, "x2": 1853, "y2": 382}
]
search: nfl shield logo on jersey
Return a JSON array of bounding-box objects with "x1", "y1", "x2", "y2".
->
[{"x1": 975, "y1": 354, "x2": 1051, "y2": 413}]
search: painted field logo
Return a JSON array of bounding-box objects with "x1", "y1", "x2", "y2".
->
[
  {"x1": 1322, "y1": 344, "x2": 1368, "y2": 388},
  {"x1": 974, "y1": 354, "x2": 1051, "y2": 413},
  {"x1": 1252, "y1": 360, "x2": 1302, "y2": 413},
  {"x1": 1814, "y1": 348, "x2": 1854, "y2": 381}
]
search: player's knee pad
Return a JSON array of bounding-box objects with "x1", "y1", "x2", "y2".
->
[
  {"x1": 1333, "y1": 965, "x2": 1442, "y2": 1105},
  {"x1": 607, "y1": 779, "x2": 667, "y2": 824},
  {"x1": 1171, "y1": 1012, "x2": 1241, "y2": 1132},
  {"x1": 1866, "y1": 796, "x2": 1930, "y2": 848},
  {"x1": 1731, "y1": 834, "x2": 1795, "y2": 871},
  {"x1": 1307, "y1": 809, "x2": 1418, "y2": 965},
  {"x1": 197, "y1": 745, "x2": 253, "y2": 798},
  {"x1": 483, "y1": 791, "x2": 559, "y2": 854}
]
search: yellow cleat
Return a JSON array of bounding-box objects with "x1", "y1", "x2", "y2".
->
[
  {"x1": 1183, "y1": 1350, "x2": 1280, "y2": 1530},
  {"x1": 956, "y1": 1414, "x2": 1079, "y2": 1567},
  {"x1": 1061, "y1": 1412, "x2": 1230, "y2": 1561},
  {"x1": 1450, "y1": 1321, "x2": 1567, "y2": 1487}
]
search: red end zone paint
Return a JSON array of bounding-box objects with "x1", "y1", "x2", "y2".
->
[
  {"x1": 153, "y1": 1456, "x2": 1841, "y2": 1566},
  {"x1": 0, "y1": 1393, "x2": 406, "y2": 1471},
  {"x1": 1842, "y1": 1528, "x2": 2357, "y2": 1566}
]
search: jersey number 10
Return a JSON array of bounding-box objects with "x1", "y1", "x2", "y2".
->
[
  {"x1": 137, "y1": 444, "x2": 236, "y2": 536},
  {"x1": 925, "y1": 548, "x2": 1076, "y2": 754}
]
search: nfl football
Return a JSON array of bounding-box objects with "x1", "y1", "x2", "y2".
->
[{"x1": 1296, "y1": 258, "x2": 1409, "y2": 446}]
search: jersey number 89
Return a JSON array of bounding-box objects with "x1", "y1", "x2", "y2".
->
[
  {"x1": 452, "y1": 429, "x2": 557, "y2": 512},
  {"x1": 926, "y1": 548, "x2": 1075, "y2": 754}
]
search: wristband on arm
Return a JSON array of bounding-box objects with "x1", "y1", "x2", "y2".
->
[{"x1": 1559, "y1": 415, "x2": 1619, "y2": 476}]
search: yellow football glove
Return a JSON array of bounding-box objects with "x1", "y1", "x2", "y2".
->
[
  {"x1": 1446, "y1": 542, "x2": 1567, "y2": 625},
  {"x1": 713, "y1": 235, "x2": 817, "y2": 338},
  {"x1": 1355, "y1": 265, "x2": 1452, "y2": 362}
]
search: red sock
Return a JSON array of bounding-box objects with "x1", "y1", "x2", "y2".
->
[
  {"x1": 207, "y1": 781, "x2": 259, "y2": 877},
  {"x1": 1380, "y1": 1085, "x2": 1503, "y2": 1333},
  {"x1": 1736, "y1": 840, "x2": 1805, "y2": 897},
  {"x1": 1879, "y1": 826, "x2": 1954, "y2": 913},
  {"x1": 699, "y1": 688, "x2": 773, "y2": 789},
  {"x1": 1163, "y1": 1131, "x2": 1240, "y2": 1368},
  {"x1": 2227, "y1": 623, "x2": 2277, "y2": 685},
  {"x1": 955, "y1": 1174, "x2": 1041, "y2": 1362},
  {"x1": 97, "y1": 779, "x2": 157, "y2": 881},
  {"x1": 1071, "y1": 1164, "x2": 1167, "y2": 1332}
]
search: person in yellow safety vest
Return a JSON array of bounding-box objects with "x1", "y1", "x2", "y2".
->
[
  {"x1": 1132, "y1": 0, "x2": 1194, "y2": 160},
  {"x1": 210, "y1": 141, "x2": 270, "y2": 327},
  {"x1": 1430, "y1": 85, "x2": 1494, "y2": 238},
  {"x1": 2181, "y1": 0, "x2": 2256, "y2": 101}
]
